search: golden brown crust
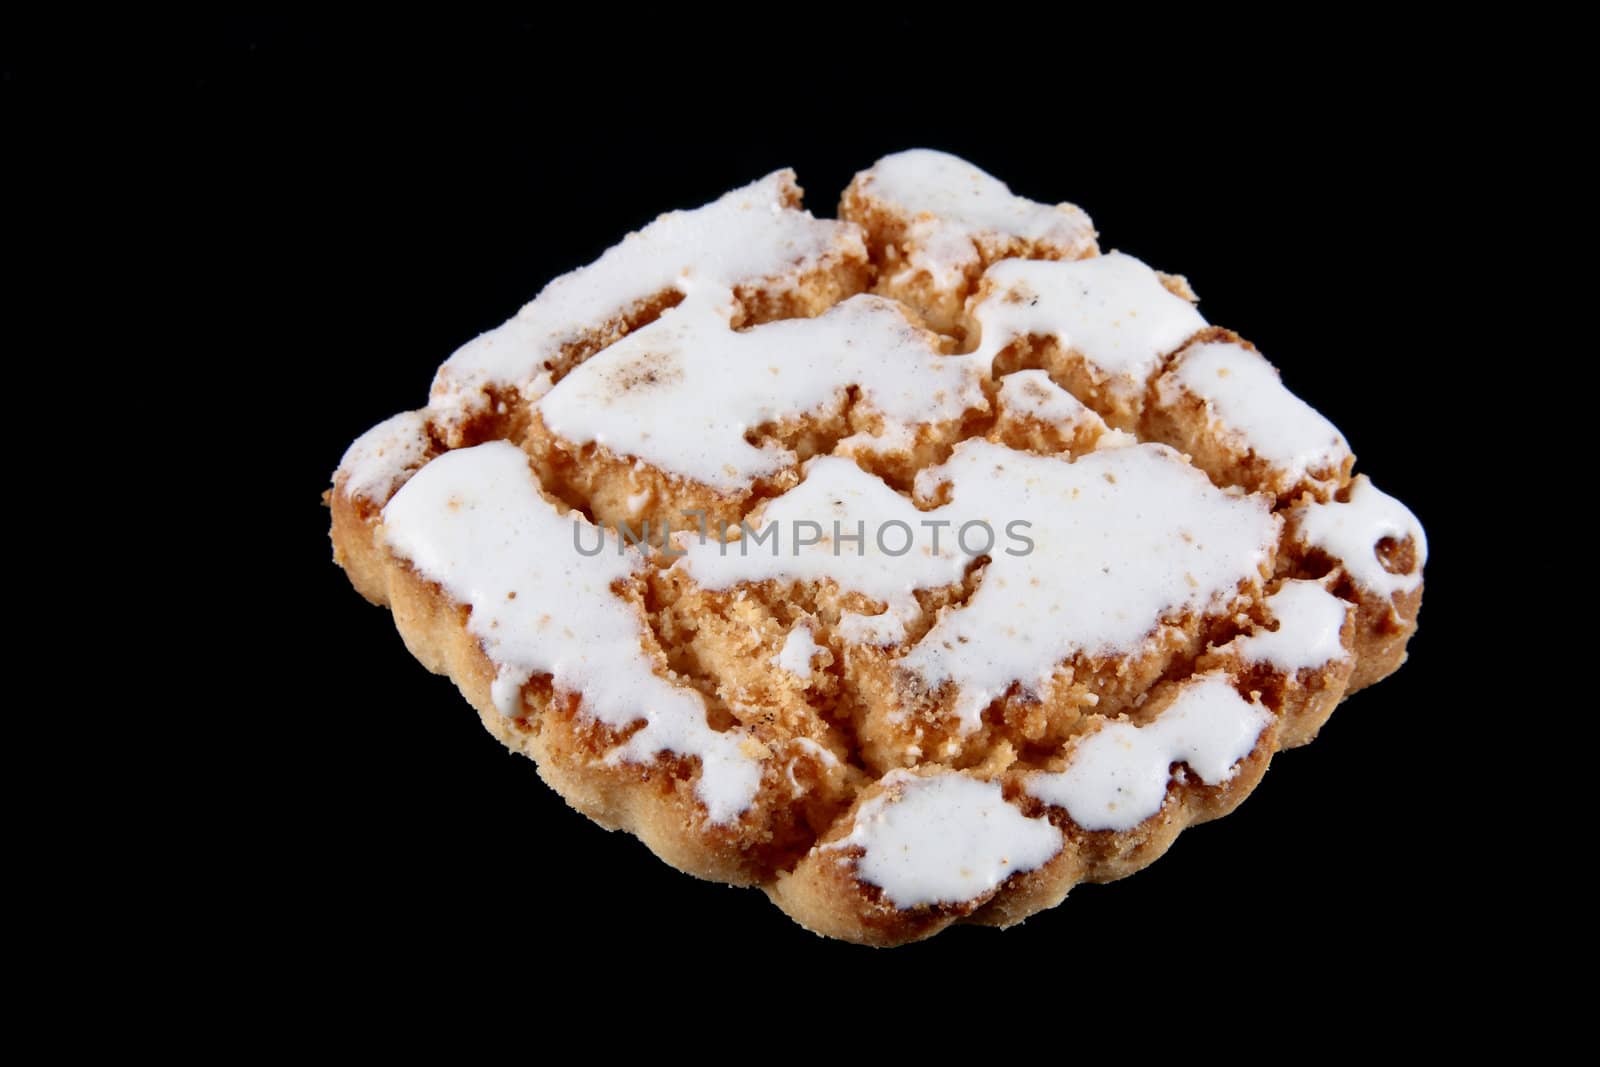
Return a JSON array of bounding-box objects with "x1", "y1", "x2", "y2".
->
[{"x1": 327, "y1": 486, "x2": 391, "y2": 607}]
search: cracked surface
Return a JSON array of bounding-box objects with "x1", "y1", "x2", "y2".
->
[{"x1": 327, "y1": 149, "x2": 1426, "y2": 946}]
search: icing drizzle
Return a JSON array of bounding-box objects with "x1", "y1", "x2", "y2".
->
[
  {"x1": 826, "y1": 770, "x2": 1061, "y2": 908},
  {"x1": 1229, "y1": 580, "x2": 1350, "y2": 673},
  {"x1": 336, "y1": 410, "x2": 432, "y2": 504},
  {"x1": 969, "y1": 252, "x2": 1207, "y2": 386},
  {"x1": 852, "y1": 149, "x2": 1096, "y2": 288},
  {"x1": 683, "y1": 441, "x2": 1278, "y2": 733},
  {"x1": 772, "y1": 625, "x2": 823, "y2": 681},
  {"x1": 1026, "y1": 672, "x2": 1271, "y2": 832},
  {"x1": 537, "y1": 291, "x2": 985, "y2": 492},
  {"x1": 996, "y1": 369, "x2": 1102, "y2": 431},
  {"x1": 1163, "y1": 340, "x2": 1349, "y2": 492},
  {"x1": 902, "y1": 441, "x2": 1277, "y2": 728},
  {"x1": 381, "y1": 442, "x2": 761, "y2": 823},
  {"x1": 429, "y1": 171, "x2": 862, "y2": 424},
  {"x1": 677, "y1": 455, "x2": 969, "y2": 641},
  {"x1": 1294, "y1": 476, "x2": 1427, "y2": 597}
]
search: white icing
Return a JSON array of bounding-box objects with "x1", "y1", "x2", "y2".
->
[
  {"x1": 1096, "y1": 429, "x2": 1141, "y2": 450},
  {"x1": 537, "y1": 292, "x2": 985, "y2": 492},
  {"x1": 676, "y1": 456, "x2": 970, "y2": 630},
  {"x1": 336, "y1": 410, "x2": 432, "y2": 503},
  {"x1": 854, "y1": 149, "x2": 1096, "y2": 288},
  {"x1": 1229, "y1": 580, "x2": 1349, "y2": 673},
  {"x1": 1293, "y1": 476, "x2": 1427, "y2": 597},
  {"x1": 826, "y1": 770, "x2": 1061, "y2": 908},
  {"x1": 683, "y1": 441, "x2": 1277, "y2": 733},
  {"x1": 772, "y1": 625, "x2": 823, "y2": 681},
  {"x1": 1026, "y1": 672, "x2": 1271, "y2": 832},
  {"x1": 1163, "y1": 341, "x2": 1349, "y2": 490},
  {"x1": 429, "y1": 171, "x2": 862, "y2": 423},
  {"x1": 793, "y1": 737, "x2": 839, "y2": 765},
  {"x1": 996, "y1": 369, "x2": 1102, "y2": 432},
  {"x1": 838, "y1": 610, "x2": 908, "y2": 647},
  {"x1": 970, "y1": 252, "x2": 1207, "y2": 390},
  {"x1": 902, "y1": 441, "x2": 1278, "y2": 729},
  {"x1": 380, "y1": 441, "x2": 760, "y2": 823}
]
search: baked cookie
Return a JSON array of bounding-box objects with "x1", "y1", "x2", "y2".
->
[{"x1": 328, "y1": 153, "x2": 1426, "y2": 945}]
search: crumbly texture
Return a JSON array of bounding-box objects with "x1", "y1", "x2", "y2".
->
[{"x1": 327, "y1": 153, "x2": 1425, "y2": 947}]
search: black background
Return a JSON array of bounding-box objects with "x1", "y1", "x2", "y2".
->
[{"x1": 13, "y1": 15, "x2": 1497, "y2": 1023}]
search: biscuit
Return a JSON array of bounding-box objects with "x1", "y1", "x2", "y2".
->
[{"x1": 328, "y1": 152, "x2": 1426, "y2": 945}]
